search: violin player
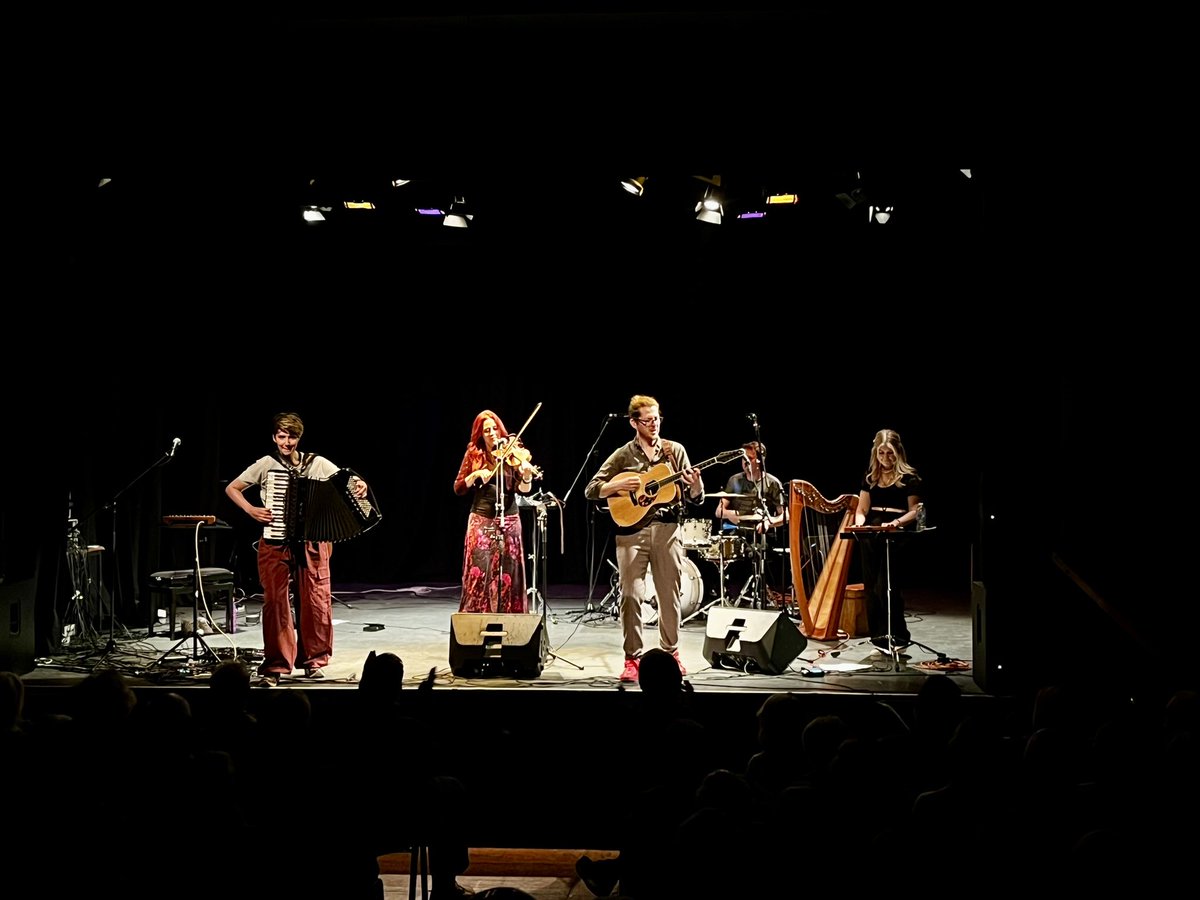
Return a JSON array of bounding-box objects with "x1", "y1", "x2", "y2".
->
[{"x1": 453, "y1": 409, "x2": 540, "y2": 613}]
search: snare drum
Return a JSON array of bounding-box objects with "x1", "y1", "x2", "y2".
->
[
  {"x1": 703, "y1": 534, "x2": 747, "y2": 561},
  {"x1": 679, "y1": 518, "x2": 713, "y2": 549},
  {"x1": 642, "y1": 558, "x2": 703, "y2": 625}
]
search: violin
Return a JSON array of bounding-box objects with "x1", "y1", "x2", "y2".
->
[{"x1": 493, "y1": 436, "x2": 543, "y2": 480}]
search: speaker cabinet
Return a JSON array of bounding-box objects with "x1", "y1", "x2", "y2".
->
[
  {"x1": 703, "y1": 608, "x2": 805, "y2": 675},
  {"x1": 449, "y1": 613, "x2": 548, "y2": 678},
  {"x1": 0, "y1": 575, "x2": 38, "y2": 675}
]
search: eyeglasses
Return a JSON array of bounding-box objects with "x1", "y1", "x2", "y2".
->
[{"x1": 634, "y1": 416, "x2": 663, "y2": 425}]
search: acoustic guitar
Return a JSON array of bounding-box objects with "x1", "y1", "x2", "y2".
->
[{"x1": 606, "y1": 449, "x2": 745, "y2": 528}]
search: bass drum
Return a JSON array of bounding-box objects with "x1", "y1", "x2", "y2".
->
[{"x1": 642, "y1": 557, "x2": 703, "y2": 626}]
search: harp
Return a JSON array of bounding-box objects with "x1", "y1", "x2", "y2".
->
[{"x1": 788, "y1": 480, "x2": 859, "y2": 640}]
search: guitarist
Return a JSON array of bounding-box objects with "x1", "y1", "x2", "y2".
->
[{"x1": 585, "y1": 395, "x2": 705, "y2": 683}]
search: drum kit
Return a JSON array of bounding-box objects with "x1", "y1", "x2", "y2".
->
[
  {"x1": 675, "y1": 491, "x2": 781, "y2": 623},
  {"x1": 617, "y1": 492, "x2": 789, "y2": 627}
]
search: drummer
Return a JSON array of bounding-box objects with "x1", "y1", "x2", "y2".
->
[{"x1": 714, "y1": 441, "x2": 786, "y2": 537}]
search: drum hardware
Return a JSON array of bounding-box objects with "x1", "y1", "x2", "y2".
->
[
  {"x1": 729, "y1": 524, "x2": 774, "y2": 610},
  {"x1": 702, "y1": 534, "x2": 748, "y2": 562},
  {"x1": 679, "y1": 517, "x2": 714, "y2": 550},
  {"x1": 679, "y1": 534, "x2": 742, "y2": 623},
  {"x1": 584, "y1": 558, "x2": 622, "y2": 621}
]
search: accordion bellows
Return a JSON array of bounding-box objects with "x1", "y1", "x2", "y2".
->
[{"x1": 267, "y1": 468, "x2": 381, "y2": 542}]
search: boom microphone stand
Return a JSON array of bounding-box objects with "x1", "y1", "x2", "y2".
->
[
  {"x1": 87, "y1": 437, "x2": 181, "y2": 659},
  {"x1": 732, "y1": 417, "x2": 774, "y2": 609},
  {"x1": 561, "y1": 413, "x2": 624, "y2": 621}
]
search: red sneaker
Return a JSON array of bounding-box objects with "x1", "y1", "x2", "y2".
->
[
  {"x1": 619, "y1": 658, "x2": 640, "y2": 682},
  {"x1": 672, "y1": 650, "x2": 687, "y2": 676}
]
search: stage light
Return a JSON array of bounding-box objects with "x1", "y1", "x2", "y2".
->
[
  {"x1": 869, "y1": 204, "x2": 893, "y2": 224},
  {"x1": 620, "y1": 176, "x2": 648, "y2": 196},
  {"x1": 302, "y1": 205, "x2": 330, "y2": 225},
  {"x1": 695, "y1": 189, "x2": 723, "y2": 225},
  {"x1": 443, "y1": 196, "x2": 473, "y2": 228},
  {"x1": 693, "y1": 175, "x2": 723, "y2": 225}
]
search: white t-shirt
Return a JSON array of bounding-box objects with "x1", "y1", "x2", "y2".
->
[{"x1": 235, "y1": 453, "x2": 341, "y2": 536}]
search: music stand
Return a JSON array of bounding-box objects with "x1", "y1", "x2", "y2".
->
[{"x1": 840, "y1": 525, "x2": 934, "y2": 672}]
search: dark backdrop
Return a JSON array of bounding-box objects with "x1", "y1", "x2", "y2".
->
[
  {"x1": 8, "y1": 8, "x2": 1186, "y2": 677},
  {"x1": 7, "y1": 346, "x2": 1179, "y2": 669}
]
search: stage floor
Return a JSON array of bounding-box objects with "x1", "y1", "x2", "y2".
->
[{"x1": 25, "y1": 580, "x2": 980, "y2": 697}]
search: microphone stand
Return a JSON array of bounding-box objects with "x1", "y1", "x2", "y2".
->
[
  {"x1": 495, "y1": 457, "x2": 508, "y2": 615},
  {"x1": 150, "y1": 521, "x2": 223, "y2": 672},
  {"x1": 734, "y1": 421, "x2": 771, "y2": 610},
  {"x1": 489, "y1": 402, "x2": 542, "y2": 615},
  {"x1": 87, "y1": 443, "x2": 177, "y2": 660},
  {"x1": 527, "y1": 491, "x2": 583, "y2": 670},
  {"x1": 560, "y1": 415, "x2": 622, "y2": 622}
]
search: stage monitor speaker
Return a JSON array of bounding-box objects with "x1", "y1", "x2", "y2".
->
[
  {"x1": 0, "y1": 575, "x2": 38, "y2": 675},
  {"x1": 449, "y1": 613, "x2": 548, "y2": 679},
  {"x1": 703, "y1": 608, "x2": 805, "y2": 675}
]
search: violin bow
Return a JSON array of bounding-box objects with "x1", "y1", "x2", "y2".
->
[{"x1": 487, "y1": 401, "x2": 543, "y2": 477}]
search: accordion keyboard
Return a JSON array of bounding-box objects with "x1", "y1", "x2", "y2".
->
[{"x1": 263, "y1": 469, "x2": 291, "y2": 541}]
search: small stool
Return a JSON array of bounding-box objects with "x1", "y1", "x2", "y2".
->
[
  {"x1": 839, "y1": 583, "x2": 870, "y2": 637},
  {"x1": 148, "y1": 568, "x2": 237, "y2": 637}
]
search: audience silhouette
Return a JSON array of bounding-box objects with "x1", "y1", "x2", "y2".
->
[{"x1": 6, "y1": 666, "x2": 1200, "y2": 896}]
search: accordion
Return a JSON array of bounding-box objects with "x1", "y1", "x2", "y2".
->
[{"x1": 264, "y1": 468, "x2": 382, "y2": 543}]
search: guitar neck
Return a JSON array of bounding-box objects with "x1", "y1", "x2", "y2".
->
[{"x1": 655, "y1": 454, "x2": 725, "y2": 488}]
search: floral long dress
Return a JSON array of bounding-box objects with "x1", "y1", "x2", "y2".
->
[{"x1": 459, "y1": 509, "x2": 527, "y2": 613}]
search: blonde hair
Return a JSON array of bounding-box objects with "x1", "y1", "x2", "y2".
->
[
  {"x1": 865, "y1": 428, "x2": 918, "y2": 487},
  {"x1": 627, "y1": 394, "x2": 659, "y2": 417}
]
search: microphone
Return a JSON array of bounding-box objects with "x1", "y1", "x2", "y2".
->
[
  {"x1": 169, "y1": 437, "x2": 181, "y2": 457},
  {"x1": 606, "y1": 413, "x2": 625, "y2": 419},
  {"x1": 746, "y1": 413, "x2": 757, "y2": 424}
]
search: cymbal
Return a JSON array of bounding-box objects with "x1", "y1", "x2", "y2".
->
[{"x1": 707, "y1": 491, "x2": 752, "y2": 499}]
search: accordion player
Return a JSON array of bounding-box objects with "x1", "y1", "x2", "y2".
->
[{"x1": 264, "y1": 467, "x2": 382, "y2": 543}]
